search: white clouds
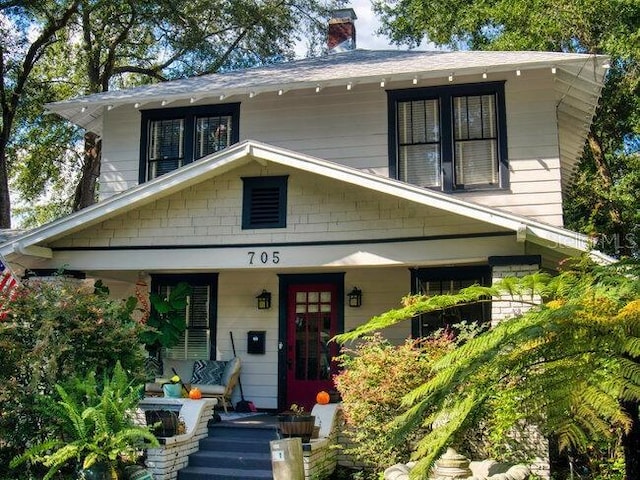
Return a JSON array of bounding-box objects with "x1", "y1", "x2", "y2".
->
[{"x1": 349, "y1": 0, "x2": 400, "y2": 51}]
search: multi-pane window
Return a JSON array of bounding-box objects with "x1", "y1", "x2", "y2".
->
[
  {"x1": 390, "y1": 83, "x2": 508, "y2": 192},
  {"x1": 411, "y1": 266, "x2": 491, "y2": 338},
  {"x1": 398, "y1": 99, "x2": 441, "y2": 187},
  {"x1": 294, "y1": 290, "x2": 333, "y2": 381},
  {"x1": 140, "y1": 104, "x2": 239, "y2": 182},
  {"x1": 152, "y1": 274, "x2": 218, "y2": 360},
  {"x1": 148, "y1": 119, "x2": 185, "y2": 178},
  {"x1": 453, "y1": 94, "x2": 499, "y2": 187}
]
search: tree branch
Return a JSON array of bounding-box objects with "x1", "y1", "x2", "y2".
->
[{"x1": 111, "y1": 65, "x2": 167, "y2": 82}]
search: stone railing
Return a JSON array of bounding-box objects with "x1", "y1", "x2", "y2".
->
[
  {"x1": 302, "y1": 403, "x2": 343, "y2": 479},
  {"x1": 136, "y1": 398, "x2": 216, "y2": 480}
]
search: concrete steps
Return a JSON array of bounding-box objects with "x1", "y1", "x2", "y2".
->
[{"x1": 177, "y1": 415, "x2": 280, "y2": 480}]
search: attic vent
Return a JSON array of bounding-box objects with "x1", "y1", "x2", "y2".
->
[{"x1": 242, "y1": 176, "x2": 288, "y2": 229}]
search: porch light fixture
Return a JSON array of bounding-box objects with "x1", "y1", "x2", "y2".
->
[
  {"x1": 347, "y1": 287, "x2": 362, "y2": 308},
  {"x1": 256, "y1": 290, "x2": 272, "y2": 310}
]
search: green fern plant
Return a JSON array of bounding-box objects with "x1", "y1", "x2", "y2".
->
[
  {"x1": 11, "y1": 362, "x2": 159, "y2": 479},
  {"x1": 335, "y1": 257, "x2": 640, "y2": 479}
]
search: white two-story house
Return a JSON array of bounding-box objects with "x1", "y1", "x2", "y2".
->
[{"x1": 0, "y1": 11, "x2": 609, "y2": 410}]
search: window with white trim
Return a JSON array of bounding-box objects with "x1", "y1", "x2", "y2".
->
[
  {"x1": 389, "y1": 82, "x2": 508, "y2": 192},
  {"x1": 140, "y1": 104, "x2": 239, "y2": 182}
]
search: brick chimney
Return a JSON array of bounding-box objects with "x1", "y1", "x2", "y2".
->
[{"x1": 328, "y1": 8, "x2": 357, "y2": 53}]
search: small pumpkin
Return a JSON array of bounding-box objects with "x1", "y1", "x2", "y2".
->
[
  {"x1": 188, "y1": 387, "x2": 202, "y2": 399},
  {"x1": 316, "y1": 390, "x2": 330, "y2": 405}
]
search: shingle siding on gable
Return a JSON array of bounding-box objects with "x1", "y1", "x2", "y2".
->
[
  {"x1": 97, "y1": 68, "x2": 564, "y2": 227},
  {"x1": 51, "y1": 164, "x2": 508, "y2": 249}
]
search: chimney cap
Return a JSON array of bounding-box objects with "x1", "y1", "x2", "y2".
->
[{"x1": 330, "y1": 8, "x2": 357, "y2": 21}]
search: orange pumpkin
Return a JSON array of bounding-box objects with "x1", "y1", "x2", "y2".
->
[
  {"x1": 188, "y1": 387, "x2": 202, "y2": 400},
  {"x1": 316, "y1": 390, "x2": 330, "y2": 405}
]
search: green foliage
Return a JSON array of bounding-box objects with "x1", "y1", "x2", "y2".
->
[
  {"x1": 139, "y1": 281, "x2": 191, "y2": 354},
  {"x1": 4, "y1": 0, "x2": 346, "y2": 225},
  {"x1": 0, "y1": 277, "x2": 146, "y2": 475},
  {"x1": 334, "y1": 333, "x2": 454, "y2": 473},
  {"x1": 336, "y1": 258, "x2": 640, "y2": 479},
  {"x1": 10, "y1": 362, "x2": 159, "y2": 479}
]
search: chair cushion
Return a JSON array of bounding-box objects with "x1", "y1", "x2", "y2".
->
[
  {"x1": 191, "y1": 360, "x2": 227, "y2": 385},
  {"x1": 162, "y1": 359, "x2": 195, "y2": 382},
  {"x1": 196, "y1": 384, "x2": 226, "y2": 395},
  {"x1": 145, "y1": 382, "x2": 163, "y2": 393},
  {"x1": 221, "y1": 357, "x2": 241, "y2": 387},
  {"x1": 144, "y1": 356, "x2": 163, "y2": 381}
]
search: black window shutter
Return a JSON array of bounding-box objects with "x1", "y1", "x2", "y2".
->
[{"x1": 242, "y1": 176, "x2": 288, "y2": 229}]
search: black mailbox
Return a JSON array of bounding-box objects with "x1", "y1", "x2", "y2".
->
[{"x1": 247, "y1": 330, "x2": 266, "y2": 354}]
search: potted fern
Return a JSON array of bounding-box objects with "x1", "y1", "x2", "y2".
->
[{"x1": 11, "y1": 362, "x2": 158, "y2": 479}]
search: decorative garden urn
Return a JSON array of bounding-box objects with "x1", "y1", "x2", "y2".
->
[{"x1": 429, "y1": 448, "x2": 473, "y2": 479}]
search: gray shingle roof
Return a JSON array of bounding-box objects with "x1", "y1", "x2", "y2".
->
[{"x1": 47, "y1": 49, "x2": 608, "y2": 134}]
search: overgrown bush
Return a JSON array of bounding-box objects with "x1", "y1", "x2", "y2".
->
[
  {"x1": 334, "y1": 333, "x2": 454, "y2": 474},
  {"x1": 0, "y1": 277, "x2": 146, "y2": 477}
]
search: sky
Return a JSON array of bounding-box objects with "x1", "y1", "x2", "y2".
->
[
  {"x1": 295, "y1": 0, "x2": 409, "y2": 57},
  {"x1": 347, "y1": 0, "x2": 401, "y2": 51}
]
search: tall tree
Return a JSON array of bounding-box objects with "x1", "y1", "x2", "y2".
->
[
  {"x1": 7, "y1": 0, "x2": 343, "y2": 218},
  {"x1": 0, "y1": 1, "x2": 79, "y2": 228},
  {"x1": 372, "y1": 0, "x2": 640, "y2": 257}
]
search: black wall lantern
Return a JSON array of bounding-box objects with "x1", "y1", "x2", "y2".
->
[
  {"x1": 256, "y1": 290, "x2": 272, "y2": 310},
  {"x1": 347, "y1": 287, "x2": 362, "y2": 307}
]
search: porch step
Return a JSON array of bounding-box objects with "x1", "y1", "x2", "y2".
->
[
  {"x1": 177, "y1": 415, "x2": 280, "y2": 480},
  {"x1": 176, "y1": 466, "x2": 273, "y2": 480}
]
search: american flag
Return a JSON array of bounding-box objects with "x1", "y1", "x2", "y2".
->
[{"x1": 0, "y1": 255, "x2": 19, "y2": 319}]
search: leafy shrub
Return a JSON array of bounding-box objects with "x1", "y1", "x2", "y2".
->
[
  {"x1": 11, "y1": 362, "x2": 158, "y2": 479},
  {"x1": 334, "y1": 333, "x2": 453, "y2": 474},
  {"x1": 0, "y1": 277, "x2": 146, "y2": 476}
]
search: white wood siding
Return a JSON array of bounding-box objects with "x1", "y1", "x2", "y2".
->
[
  {"x1": 98, "y1": 68, "x2": 564, "y2": 225},
  {"x1": 55, "y1": 163, "x2": 509, "y2": 250}
]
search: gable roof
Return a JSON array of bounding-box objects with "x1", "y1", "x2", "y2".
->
[{"x1": 0, "y1": 140, "x2": 601, "y2": 262}]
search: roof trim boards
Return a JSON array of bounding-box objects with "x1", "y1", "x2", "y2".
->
[
  {"x1": 1, "y1": 140, "x2": 597, "y2": 260},
  {"x1": 46, "y1": 50, "x2": 609, "y2": 135}
]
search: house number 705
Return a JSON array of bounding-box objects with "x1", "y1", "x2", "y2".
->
[{"x1": 247, "y1": 251, "x2": 280, "y2": 265}]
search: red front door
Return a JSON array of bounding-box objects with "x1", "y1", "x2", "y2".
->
[{"x1": 286, "y1": 283, "x2": 339, "y2": 411}]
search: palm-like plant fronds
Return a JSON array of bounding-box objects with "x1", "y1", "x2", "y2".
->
[{"x1": 336, "y1": 258, "x2": 640, "y2": 478}]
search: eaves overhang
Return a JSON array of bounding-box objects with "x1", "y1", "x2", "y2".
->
[
  {"x1": 1, "y1": 140, "x2": 601, "y2": 262},
  {"x1": 46, "y1": 50, "x2": 609, "y2": 138}
]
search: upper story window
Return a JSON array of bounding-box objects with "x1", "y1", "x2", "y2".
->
[
  {"x1": 140, "y1": 104, "x2": 240, "y2": 182},
  {"x1": 242, "y1": 176, "x2": 288, "y2": 229},
  {"x1": 388, "y1": 82, "x2": 508, "y2": 192}
]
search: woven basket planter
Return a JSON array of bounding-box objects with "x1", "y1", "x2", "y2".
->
[{"x1": 277, "y1": 414, "x2": 316, "y2": 443}]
